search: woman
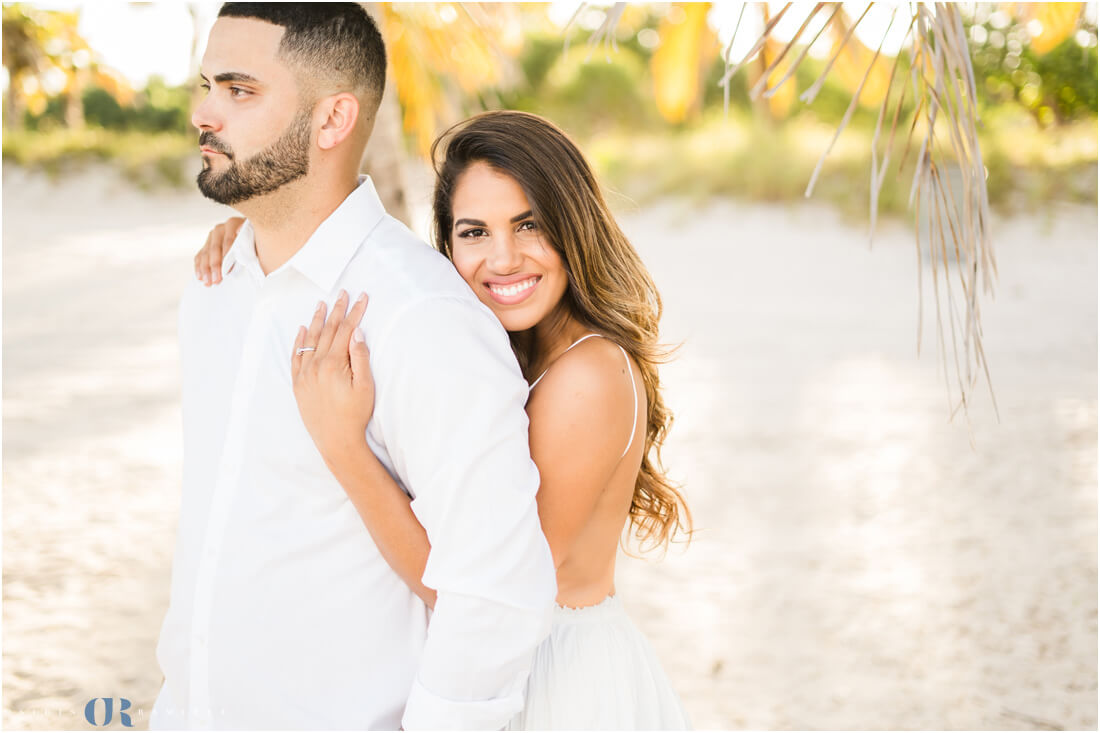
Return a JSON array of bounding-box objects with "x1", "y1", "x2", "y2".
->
[{"x1": 194, "y1": 110, "x2": 691, "y2": 729}]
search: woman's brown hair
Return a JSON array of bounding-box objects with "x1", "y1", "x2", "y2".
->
[{"x1": 430, "y1": 110, "x2": 691, "y2": 551}]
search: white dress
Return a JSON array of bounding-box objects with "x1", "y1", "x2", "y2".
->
[
  {"x1": 507, "y1": 335, "x2": 691, "y2": 730},
  {"x1": 506, "y1": 595, "x2": 691, "y2": 730}
]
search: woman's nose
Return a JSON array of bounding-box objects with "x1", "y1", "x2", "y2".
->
[{"x1": 487, "y1": 233, "x2": 523, "y2": 273}]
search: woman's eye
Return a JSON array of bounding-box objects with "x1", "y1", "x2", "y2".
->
[
  {"x1": 457, "y1": 228, "x2": 487, "y2": 239},
  {"x1": 518, "y1": 220, "x2": 538, "y2": 232}
]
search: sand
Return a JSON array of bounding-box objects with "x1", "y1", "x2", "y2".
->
[{"x1": 2, "y1": 165, "x2": 1096, "y2": 730}]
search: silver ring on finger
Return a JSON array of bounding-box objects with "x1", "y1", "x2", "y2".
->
[{"x1": 295, "y1": 347, "x2": 317, "y2": 356}]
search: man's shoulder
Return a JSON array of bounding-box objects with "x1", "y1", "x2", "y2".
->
[
  {"x1": 179, "y1": 268, "x2": 241, "y2": 317},
  {"x1": 343, "y1": 214, "x2": 486, "y2": 319}
]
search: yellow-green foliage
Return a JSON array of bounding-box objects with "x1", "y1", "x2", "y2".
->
[
  {"x1": 588, "y1": 109, "x2": 1097, "y2": 220},
  {"x1": 2, "y1": 127, "x2": 194, "y2": 186}
]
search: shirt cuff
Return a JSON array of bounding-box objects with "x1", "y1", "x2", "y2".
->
[{"x1": 401, "y1": 675, "x2": 524, "y2": 731}]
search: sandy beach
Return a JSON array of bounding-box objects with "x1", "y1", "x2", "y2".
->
[{"x1": 2, "y1": 165, "x2": 1096, "y2": 730}]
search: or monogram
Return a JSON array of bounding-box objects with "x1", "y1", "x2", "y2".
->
[{"x1": 84, "y1": 698, "x2": 133, "y2": 727}]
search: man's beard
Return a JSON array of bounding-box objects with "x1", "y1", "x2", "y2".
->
[{"x1": 196, "y1": 108, "x2": 312, "y2": 206}]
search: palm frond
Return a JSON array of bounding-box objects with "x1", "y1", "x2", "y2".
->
[
  {"x1": 721, "y1": 2, "x2": 749, "y2": 114},
  {"x1": 717, "y1": 2, "x2": 1000, "y2": 438},
  {"x1": 749, "y1": 2, "x2": 827, "y2": 99},
  {"x1": 562, "y1": 1, "x2": 628, "y2": 60},
  {"x1": 569, "y1": 2, "x2": 1003, "y2": 436}
]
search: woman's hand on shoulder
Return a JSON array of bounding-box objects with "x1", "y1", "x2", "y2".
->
[
  {"x1": 195, "y1": 216, "x2": 245, "y2": 286},
  {"x1": 291, "y1": 290, "x2": 375, "y2": 470}
]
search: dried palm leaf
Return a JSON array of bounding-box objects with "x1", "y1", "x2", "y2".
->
[
  {"x1": 749, "y1": 3, "x2": 827, "y2": 100},
  {"x1": 799, "y1": 2, "x2": 873, "y2": 104},
  {"x1": 721, "y1": 2, "x2": 749, "y2": 114},
  {"x1": 562, "y1": 1, "x2": 628, "y2": 59},
  {"x1": 761, "y1": 3, "x2": 844, "y2": 99},
  {"x1": 585, "y1": 1, "x2": 628, "y2": 61},
  {"x1": 756, "y1": 35, "x2": 799, "y2": 119},
  {"x1": 805, "y1": 5, "x2": 899, "y2": 198},
  {"x1": 581, "y1": 2, "x2": 1002, "y2": 436},
  {"x1": 869, "y1": 14, "x2": 918, "y2": 247},
  {"x1": 721, "y1": 2, "x2": 1000, "y2": 437},
  {"x1": 717, "y1": 3, "x2": 794, "y2": 89}
]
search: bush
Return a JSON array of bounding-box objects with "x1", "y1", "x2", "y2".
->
[{"x1": 969, "y1": 14, "x2": 1098, "y2": 126}]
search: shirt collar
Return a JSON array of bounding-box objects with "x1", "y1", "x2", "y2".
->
[
  {"x1": 221, "y1": 219, "x2": 261, "y2": 280},
  {"x1": 221, "y1": 175, "x2": 387, "y2": 291},
  {"x1": 287, "y1": 175, "x2": 386, "y2": 292}
]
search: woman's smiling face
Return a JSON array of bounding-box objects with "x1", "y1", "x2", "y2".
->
[{"x1": 448, "y1": 161, "x2": 570, "y2": 332}]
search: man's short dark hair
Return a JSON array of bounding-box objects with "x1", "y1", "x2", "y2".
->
[{"x1": 218, "y1": 3, "x2": 386, "y2": 113}]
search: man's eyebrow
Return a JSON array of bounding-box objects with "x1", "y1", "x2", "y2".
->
[
  {"x1": 199, "y1": 71, "x2": 262, "y2": 85},
  {"x1": 214, "y1": 72, "x2": 262, "y2": 85}
]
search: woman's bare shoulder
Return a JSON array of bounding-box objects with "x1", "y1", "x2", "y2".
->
[{"x1": 527, "y1": 336, "x2": 638, "y2": 431}]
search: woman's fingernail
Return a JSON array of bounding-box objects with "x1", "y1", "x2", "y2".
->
[
  {"x1": 352, "y1": 329, "x2": 364, "y2": 343},
  {"x1": 356, "y1": 292, "x2": 367, "y2": 304},
  {"x1": 315, "y1": 301, "x2": 324, "y2": 313}
]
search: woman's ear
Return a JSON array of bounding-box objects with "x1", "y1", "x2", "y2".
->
[{"x1": 316, "y1": 93, "x2": 360, "y2": 150}]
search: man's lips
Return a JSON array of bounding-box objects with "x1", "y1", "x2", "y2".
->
[{"x1": 200, "y1": 147, "x2": 226, "y2": 156}]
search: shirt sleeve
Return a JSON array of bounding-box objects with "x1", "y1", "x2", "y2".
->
[{"x1": 372, "y1": 296, "x2": 557, "y2": 731}]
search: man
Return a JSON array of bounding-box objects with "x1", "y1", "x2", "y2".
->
[{"x1": 150, "y1": 4, "x2": 556, "y2": 729}]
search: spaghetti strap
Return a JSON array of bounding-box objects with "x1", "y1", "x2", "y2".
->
[
  {"x1": 528, "y1": 333, "x2": 639, "y2": 460},
  {"x1": 528, "y1": 334, "x2": 602, "y2": 391},
  {"x1": 617, "y1": 344, "x2": 639, "y2": 459}
]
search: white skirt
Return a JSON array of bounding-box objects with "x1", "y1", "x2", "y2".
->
[{"x1": 507, "y1": 595, "x2": 691, "y2": 730}]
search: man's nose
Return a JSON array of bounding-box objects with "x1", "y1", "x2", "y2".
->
[{"x1": 191, "y1": 95, "x2": 220, "y2": 132}]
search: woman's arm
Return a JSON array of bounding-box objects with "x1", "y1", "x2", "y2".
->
[
  {"x1": 292, "y1": 291, "x2": 436, "y2": 608},
  {"x1": 296, "y1": 296, "x2": 637, "y2": 597},
  {"x1": 321, "y1": 440, "x2": 437, "y2": 609}
]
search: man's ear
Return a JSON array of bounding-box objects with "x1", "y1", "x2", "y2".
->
[{"x1": 316, "y1": 93, "x2": 360, "y2": 150}]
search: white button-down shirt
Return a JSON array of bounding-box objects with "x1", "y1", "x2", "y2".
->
[{"x1": 150, "y1": 177, "x2": 556, "y2": 730}]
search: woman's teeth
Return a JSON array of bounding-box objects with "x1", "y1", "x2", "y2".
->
[{"x1": 489, "y1": 277, "x2": 539, "y2": 297}]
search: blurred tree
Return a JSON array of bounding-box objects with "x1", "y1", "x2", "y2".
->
[
  {"x1": 3, "y1": 4, "x2": 49, "y2": 128},
  {"x1": 360, "y1": 2, "x2": 529, "y2": 224},
  {"x1": 1, "y1": 4, "x2": 97, "y2": 129},
  {"x1": 968, "y1": 3, "x2": 1097, "y2": 125},
  {"x1": 651, "y1": 3, "x2": 717, "y2": 124}
]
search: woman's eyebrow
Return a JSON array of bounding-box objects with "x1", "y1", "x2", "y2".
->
[{"x1": 454, "y1": 211, "x2": 533, "y2": 228}]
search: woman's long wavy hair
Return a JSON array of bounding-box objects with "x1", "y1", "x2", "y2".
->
[{"x1": 429, "y1": 110, "x2": 692, "y2": 552}]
